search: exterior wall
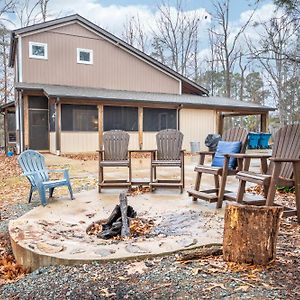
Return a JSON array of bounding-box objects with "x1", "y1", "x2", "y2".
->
[
  {"x1": 61, "y1": 132, "x2": 98, "y2": 153},
  {"x1": 180, "y1": 108, "x2": 217, "y2": 151},
  {"x1": 21, "y1": 23, "x2": 180, "y2": 94},
  {"x1": 128, "y1": 132, "x2": 139, "y2": 150},
  {"x1": 49, "y1": 132, "x2": 56, "y2": 154},
  {"x1": 143, "y1": 132, "x2": 157, "y2": 150}
]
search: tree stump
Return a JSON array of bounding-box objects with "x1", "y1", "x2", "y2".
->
[
  {"x1": 120, "y1": 193, "x2": 130, "y2": 237},
  {"x1": 223, "y1": 203, "x2": 283, "y2": 265}
]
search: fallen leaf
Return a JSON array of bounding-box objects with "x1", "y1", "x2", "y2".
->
[
  {"x1": 100, "y1": 288, "x2": 116, "y2": 298},
  {"x1": 126, "y1": 261, "x2": 148, "y2": 275},
  {"x1": 205, "y1": 283, "x2": 227, "y2": 291},
  {"x1": 234, "y1": 285, "x2": 250, "y2": 292}
]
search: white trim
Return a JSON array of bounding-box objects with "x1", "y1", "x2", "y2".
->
[
  {"x1": 29, "y1": 41, "x2": 48, "y2": 60},
  {"x1": 21, "y1": 21, "x2": 77, "y2": 37},
  {"x1": 76, "y1": 48, "x2": 93, "y2": 64},
  {"x1": 179, "y1": 80, "x2": 182, "y2": 95},
  {"x1": 18, "y1": 36, "x2": 23, "y2": 82}
]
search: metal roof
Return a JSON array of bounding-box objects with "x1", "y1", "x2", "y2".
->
[
  {"x1": 15, "y1": 83, "x2": 275, "y2": 112},
  {"x1": 9, "y1": 14, "x2": 208, "y2": 96}
]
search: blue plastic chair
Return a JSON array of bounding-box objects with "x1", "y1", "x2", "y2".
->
[{"x1": 18, "y1": 150, "x2": 74, "y2": 206}]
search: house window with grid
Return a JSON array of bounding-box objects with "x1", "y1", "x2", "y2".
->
[
  {"x1": 29, "y1": 42, "x2": 48, "y2": 59},
  {"x1": 77, "y1": 48, "x2": 93, "y2": 64}
]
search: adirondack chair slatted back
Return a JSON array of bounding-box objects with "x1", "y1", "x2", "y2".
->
[
  {"x1": 156, "y1": 129, "x2": 183, "y2": 161},
  {"x1": 268, "y1": 124, "x2": 300, "y2": 179},
  {"x1": 18, "y1": 150, "x2": 49, "y2": 186},
  {"x1": 103, "y1": 130, "x2": 130, "y2": 161},
  {"x1": 222, "y1": 127, "x2": 248, "y2": 153}
]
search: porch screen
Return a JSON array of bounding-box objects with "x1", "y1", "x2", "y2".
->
[
  {"x1": 7, "y1": 112, "x2": 16, "y2": 143},
  {"x1": 61, "y1": 104, "x2": 98, "y2": 131},
  {"x1": 143, "y1": 108, "x2": 177, "y2": 131},
  {"x1": 104, "y1": 106, "x2": 138, "y2": 131}
]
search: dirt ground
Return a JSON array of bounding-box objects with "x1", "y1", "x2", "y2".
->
[{"x1": 0, "y1": 153, "x2": 299, "y2": 299}]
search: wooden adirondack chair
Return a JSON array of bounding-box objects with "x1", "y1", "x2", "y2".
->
[
  {"x1": 149, "y1": 129, "x2": 185, "y2": 193},
  {"x1": 187, "y1": 127, "x2": 248, "y2": 208},
  {"x1": 18, "y1": 150, "x2": 74, "y2": 206},
  {"x1": 98, "y1": 130, "x2": 131, "y2": 192},
  {"x1": 234, "y1": 124, "x2": 300, "y2": 223}
]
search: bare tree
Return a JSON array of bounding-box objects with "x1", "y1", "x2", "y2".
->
[
  {"x1": 151, "y1": 0, "x2": 204, "y2": 76},
  {"x1": 122, "y1": 14, "x2": 148, "y2": 52},
  {"x1": 208, "y1": 0, "x2": 255, "y2": 97},
  {"x1": 248, "y1": 14, "x2": 300, "y2": 124},
  {"x1": 14, "y1": 0, "x2": 51, "y2": 27}
]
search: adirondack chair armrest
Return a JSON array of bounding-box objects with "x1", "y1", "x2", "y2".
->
[
  {"x1": 196, "y1": 151, "x2": 215, "y2": 165},
  {"x1": 224, "y1": 153, "x2": 272, "y2": 159},
  {"x1": 269, "y1": 157, "x2": 300, "y2": 163},
  {"x1": 22, "y1": 171, "x2": 44, "y2": 186}
]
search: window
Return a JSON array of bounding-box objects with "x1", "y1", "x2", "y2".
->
[
  {"x1": 104, "y1": 106, "x2": 138, "y2": 131},
  {"x1": 77, "y1": 48, "x2": 93, "y2": 64},
  {"x1": 143, "y1": 108, "x2": 177, "y2": 131},
  {"x1": 29, "y1": 42, "x2": 48, "y2": 59},
  {"x1": 61, "y1": 104, "x2": 98, "y2": 131}
]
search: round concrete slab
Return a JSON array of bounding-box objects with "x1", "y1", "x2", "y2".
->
[{"x1": 9, "y1": 189, "x2": 224, "y2": 270}]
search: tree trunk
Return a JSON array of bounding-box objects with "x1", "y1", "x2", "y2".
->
[{"x1": 223, "y1": 203, "x2": 283, "y2": 265}]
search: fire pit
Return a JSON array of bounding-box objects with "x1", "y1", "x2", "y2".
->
[{"x1": 86, "y1": 193, "x2": 155, "y2": 240}]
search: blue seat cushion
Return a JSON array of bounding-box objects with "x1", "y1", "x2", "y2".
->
[{"x1": 211, "y1": 141, "x2": 242, "y2": 169}]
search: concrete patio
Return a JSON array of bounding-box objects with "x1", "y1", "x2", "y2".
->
[{"x1": 9, "y1": 154, "x2": 263, "y2": 270}]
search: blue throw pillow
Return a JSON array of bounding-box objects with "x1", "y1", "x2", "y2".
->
[{"x1": 211, "y1": 141, "x2": 242, "y2": 169}]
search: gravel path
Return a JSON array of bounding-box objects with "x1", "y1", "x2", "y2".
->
[{"x1": 0, "y1": 254, "x2": 295, "y2": 300}]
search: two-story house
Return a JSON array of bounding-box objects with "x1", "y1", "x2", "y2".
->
[{"x1": 2, "y1": 14, "x2": 274, "y2": 154}]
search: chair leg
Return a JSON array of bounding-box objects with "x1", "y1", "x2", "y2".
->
[
  {"x1": 217, "y1": 172, "x2": 228, "y2": 209},
  {"x1": 266, "y1": 162, "x2": 281, "y2": 206},
  {"x1": 236, "y1": 157, "x2": 251, "y2": 204},
  {"x1": 150, "y1": 165, "x2": 153, "y2": 192},
  {"x1": 192, "y1": 171, "x2": 202, "y2": 201},
  {"x1": 293, "y1": 161, "x2": 300, "y2": 224},
  {"x1": 214, "y1": 175, "x2": 220, "y2": 195},
  {"x1": 28, "y1": 186, "x2": 33, "y2": 203},
  {"x1": 49, "y1": 187, "x2": 54, "y2": 198},
  {"x1": 99, "y1": 166, "x2": 103, "y2": 193},
  {"x1": 67, "y1": 183, "x2": 74, "y2": 200},
  {"x1": 236, "y1": 179, "x2": 246, "y2": 204},
  {"x1": 38, "y1": 185, "x2": 47, "y2": 206}
]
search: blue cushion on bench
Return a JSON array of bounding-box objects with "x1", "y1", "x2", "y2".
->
[{"x1": 211, "y1": 141, "x2": 242, "y2": 169}]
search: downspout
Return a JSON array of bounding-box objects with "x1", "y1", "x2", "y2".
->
[
  {"x1": 177, "y1": 104, "x2": 183, "y2": 130},
  {"x1": 17, "y1": 35, "x2": 23, "y2": 83}
]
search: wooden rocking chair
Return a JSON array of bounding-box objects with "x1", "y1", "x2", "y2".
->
[
  {"x1": 149, "y1": 129, "x2": 185, "y2": 193},
  {"x1": 98, "y1": 130, "x2": 131, "y2": 192},
  {"x1": 187, "y1": 127, "x2": 248, "y2": 208},
  {"x1": 234, "y1": 124, "x2": 300, "y2": 223}
]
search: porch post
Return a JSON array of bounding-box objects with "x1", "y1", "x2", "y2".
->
[
  {"x1": 23, "y1": 95, "x2": 29, "y2": 148},
  {"x1": 98, "y1": 104, "x2": 103, "y2": 149},
  {"x1": 55, "y1": 98, "x2": 61, "y2": 155},
  {"x1": 3, "y1": 108, "x2": 7, "y2": 153},
  {"x1": 216, "y1": 112, "x2": 224, "y2": 135},
  {"x1": 138, "y1": 106, "x2": 143, "y2": 150},
  {"x1": 260, "y1": 112, "x2": 268, "y2": 132}
]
